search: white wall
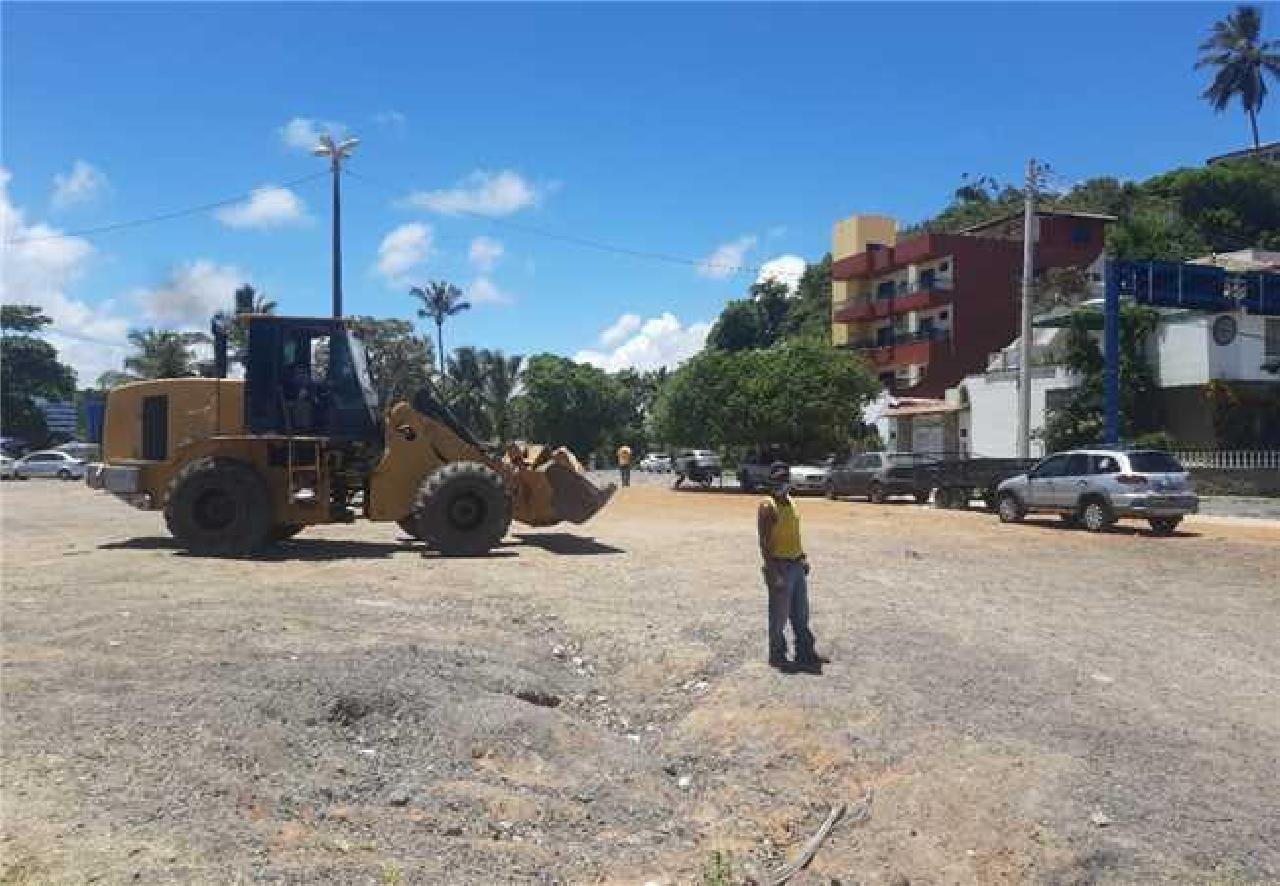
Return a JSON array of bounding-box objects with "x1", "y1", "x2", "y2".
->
[
  {"x1": 957, "y1": 367, "x2": 1080, "y2": 458},
  {"x1": 1156, "y1": 314, "x2": 1277, "y2": 386}
]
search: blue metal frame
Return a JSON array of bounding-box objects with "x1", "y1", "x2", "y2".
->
[{"x1": 1102, "y1": 259, "x2": 1280, "y2": 445}]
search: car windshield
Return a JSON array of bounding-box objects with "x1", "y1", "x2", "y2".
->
[{"x1": 1127, "y1": 451, "x2": 1184, "y2": 473}]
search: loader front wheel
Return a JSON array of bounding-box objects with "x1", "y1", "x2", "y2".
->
[
  {"x1": 412, "y1": 462, "x2": 511, "y2": 556},
  {"x1": 164, "y1": 458, "x2": 271, "y2": 556}
]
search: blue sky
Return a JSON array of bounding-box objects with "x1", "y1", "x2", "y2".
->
[{"x1": 1, "y1": 2, "x2": 1268, "y2": 383}]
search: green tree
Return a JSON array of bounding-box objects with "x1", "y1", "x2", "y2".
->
[
  {"x1": 1196, "y1": 4, "x2": 1280, "y2": 151},
  {"x1": 411, "y1": 280, "x2": 470, "y2": 373},
  {"x1": 347, "y1": 315, "x2": 435, "y2": 407},
  {"x1": 1, "y1": 305, "x2": 76, "y2": 445},
  {"x1": 0, "y1": 305, "x2": 53, "y2": 333},
  {"x1": 481, "y1": 350, "x2": 523, "y2": 443},
  {"x1": 653, "y1": 342, "x2": 879, "y2": 456},
  {"x1": 121, "y1": 329, "x2": 210, "y2": 379},
  {"x1": 706, "y1": 299, "x2": 765, "y2": 351},
  {"x1": 782, "y1": 254, "x2": 834, "y2": 342},
  {"x1": 515, "y1": 355, "x2": 632, "y2": 460},
  {"x1": 1042, "y1": 305, "x2": 1161, "y2": 451},
  {"x1": 443, "y1": 345, "x2": 491, "y2": 437},
  {"x1": 218, "y1": 284, "x2": 278, "y2": 358}
]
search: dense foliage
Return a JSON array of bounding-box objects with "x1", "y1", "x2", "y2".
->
[
  {"x1": 653, "y1": 341, "x2": 879, "y2": 456},
  {"x1": 513, "y1": 355, "x2": 637, "y2": 460},
  {"x1": 1041, "y1": 305, "x2": 1161, "y2": 451},
  {"x1": 0, "y1": 305, "x2": 77, "y2": 445}
]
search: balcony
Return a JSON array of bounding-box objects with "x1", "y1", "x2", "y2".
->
[
  {"x1": 833, "y1": 280, "x2": 954, "y2": 323},
  {"x1": 845, "y1": 329, "x2": 952, "y2": 367}
]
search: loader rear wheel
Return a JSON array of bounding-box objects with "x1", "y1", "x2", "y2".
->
[
  {"x1": 164, "y1": 458, "x2": 271, "y2": 556},
  {"x1": 412, "y1": 461, "x2": 511, "y2": 556},
  {"x1": 396, "y1": 517, "x2": 425, "y2": 540}
]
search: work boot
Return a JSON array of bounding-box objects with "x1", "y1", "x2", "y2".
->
[{"x1": 793, "y1": 650, "x2": 827, "y2": 674}]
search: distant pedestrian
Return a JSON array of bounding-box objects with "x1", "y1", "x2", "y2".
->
[
  {"x1": 617, "y1": 443, "x2": 632, "y2": 487},
  {"x1": 758, "y1": 462, "x2": 822, "y2": 672}
]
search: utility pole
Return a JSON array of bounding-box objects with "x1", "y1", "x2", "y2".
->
[
  {"x1": 1017, "y1": 158, "x2": 1039, "y2": 459},
  {"x1": 312, "y1": 134, "x2": 359, "y2": 318}
]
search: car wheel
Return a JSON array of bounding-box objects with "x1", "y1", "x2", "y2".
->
[
  {"x1": 673, "y1": 473, "x2": 685, "y2": 489},
  {"x1": 868, "y1": 482, "x2": 886, "y2": 504},
  {"x1": 57, "y1": 468, "x2": 72, "y2": 480},
  {"x1": 824, "y1": 482, "x2": 837, "y2": 500},
  {"x1": 914, "y1": 489, "x2": 931, "y2": 505},
  {"x1": 738, "y1": 471, "x2": 753, "y2": 493},
  {"x1": 1148, "y1": 516, "x2": 1181, "y2": 536},
  {"x1": 997, "y1": 492, "x2": 1024, "y2": 524},
  {"x1": 1081, "y1": 498, "x2": 1114, "y2": 533}
]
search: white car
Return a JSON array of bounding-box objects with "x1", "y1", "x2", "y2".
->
[
  {"x1": 639, "y1": 454, "x2": 672, "y2": 472},
  {"x1": 0, "y1": 455, "x2": 18, "y2": 480},
  {"x1": 14, "y1": 450, "x2": 87, "y2": 480},
  {"x1": 787, "y1": 463, "x2": 831, "y2": 495}
]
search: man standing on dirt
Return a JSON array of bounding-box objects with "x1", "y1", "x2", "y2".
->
[
  {"x1": 758, "y1": 462, "x2": 821, "y2": 673},
  {"x1": 616, "y1": 442, "x2": 632, "y2": 488}
]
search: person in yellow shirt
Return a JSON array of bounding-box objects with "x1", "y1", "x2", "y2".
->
[
  {"x1": 758, "y1": 462, "x2": 821, "y2": 672},
  {"x1": 616, "y1": 443, "x2": 633, "y2": 487}
]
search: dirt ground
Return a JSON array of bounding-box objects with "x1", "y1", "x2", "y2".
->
[{"x1": 2, "y1": 479, "x2": 1278, "y2": 885}]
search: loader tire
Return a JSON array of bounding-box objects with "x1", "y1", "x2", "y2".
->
[
  {"x1": 412, "y1": 461, "x2": 511, "y2": 556},
  {"x1": 396, "y1": 517, "x2": 425, "y2": 540},
  {"x1": 164, "y1": 458, "x2": 271, "y2": 556}
]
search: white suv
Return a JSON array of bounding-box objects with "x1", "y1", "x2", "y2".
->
[{"x1": 997, "y1": 449, "x2": 1198, "y2": 535}]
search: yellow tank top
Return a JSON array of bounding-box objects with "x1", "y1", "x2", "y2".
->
[{"x1": 765, "y1": 498, "x2": 803, "y2": 559}]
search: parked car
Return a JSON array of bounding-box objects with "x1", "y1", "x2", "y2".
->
[
  {"x1": 736, "y1": 454, "x2": 776, "y2": 492},
  {"x1": 673, "y1": 449, "x2": 722, "y2": 488},
  {"x1": 638, "y1": 453, "x2": 672, "y2": 472},
  {"x1": 996, "y1": 449, "x2": 1198, "y2": 535},
  {"x1": 56, "y1": 441, "x2": 101, "y2": 461},
  {"x1": 825, "y1": 452, "x2": 938, "y2": 503},
  {"x1": 787, "y1": 463, "x2": 831, "y2": 495},
  {"x1": 14, "y1": 450, "x2": 88, "y2": 480},
  {"x1": 0, "y1": 454, "x2": 19, "y2": 480}
]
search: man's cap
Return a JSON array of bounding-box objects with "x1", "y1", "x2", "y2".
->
[{"x1": 768, "y1": 461, "x2": 790, "y2": 482}]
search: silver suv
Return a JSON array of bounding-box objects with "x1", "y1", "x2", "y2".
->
[{"x1": 997, "y1": 449, "x2": 1198, "y2": 535}]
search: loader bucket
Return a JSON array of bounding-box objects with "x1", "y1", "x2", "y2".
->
[{"x1": 545, "y1": 461, "x2": 617, "y2": 524}]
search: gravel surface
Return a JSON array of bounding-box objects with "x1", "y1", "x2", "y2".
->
[{"x1": 3, "y1": 479, "x2": 1278, "y2": 884}]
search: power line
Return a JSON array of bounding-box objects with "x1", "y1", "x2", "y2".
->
[
  {"x1": 342, "y1": 168, "x2": 765, "y2": 277},
  {"x1": 2, "y1": 171, "x2": 330, "y2": 246}
]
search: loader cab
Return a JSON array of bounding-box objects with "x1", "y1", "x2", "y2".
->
[{"x1": 242, "y1": 316, "x2": 381, "y2": 444}]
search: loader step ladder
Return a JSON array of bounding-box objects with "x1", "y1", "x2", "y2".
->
[{"x1": 287, "y1": 437, "x2": 321, "y2": 505}]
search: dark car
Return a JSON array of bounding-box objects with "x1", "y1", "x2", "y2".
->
[{"x1": 826, "y1": 452, "x2": 938, "y2": 503}]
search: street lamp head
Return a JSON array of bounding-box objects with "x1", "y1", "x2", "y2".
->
[{"x1": 338, "y1": 137, "x2": 360, "y2": 154}]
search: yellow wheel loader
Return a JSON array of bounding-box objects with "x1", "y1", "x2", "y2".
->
[{"x1": 86, "y1": 310, "x2": 615, "y2": 556}]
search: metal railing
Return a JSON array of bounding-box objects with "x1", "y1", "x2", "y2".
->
[
  {"x1": 847, "y1": 329, "x2": 951, "y2": 351},
  {"x1": 1173, "y1": 450, "x2": 1280, "y2": 470}
]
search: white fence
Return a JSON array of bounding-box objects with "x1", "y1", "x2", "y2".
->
[{"x1": 1173, "y1": 450, "x2": 1280, "y2": 470}]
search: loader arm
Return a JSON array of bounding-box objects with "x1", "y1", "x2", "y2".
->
[{"x1": 367, "y1": 400, "x2": 615, "y2": 527}]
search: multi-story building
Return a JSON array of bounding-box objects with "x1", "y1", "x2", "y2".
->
[{"x1": 830, "y1": 210, "x2": 1112, "y2": 397}]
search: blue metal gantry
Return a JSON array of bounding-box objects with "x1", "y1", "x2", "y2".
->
[{"x1": 1102, "y1": 260, "x2": 1280, "y2": 445}]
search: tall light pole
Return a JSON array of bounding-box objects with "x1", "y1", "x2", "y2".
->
[
  {"x1": 1017, "y1": 158, "x2": 1040, "y2": 459},
  {"x1": 313, "y1": 134, "x2": 359, "y2": 318}
]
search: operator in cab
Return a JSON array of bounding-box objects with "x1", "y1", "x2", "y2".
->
[{"x1": 758, "y1": 462, "x2": 823, "y2": 673}]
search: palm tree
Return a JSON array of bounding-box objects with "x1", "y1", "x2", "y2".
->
[
  {"x1": 444, "y1": 345, "x2": 490, "y2": 437},
  {"x1": 410, "y1": 281, "x2": 471, "y2": 373},
  {"x1": 122, "y1": 329, "x2": 211, "y2": 379},
  {"x1": 481, "y1": 350, "x2": 523, "y2": 442},
  {"x1": 1197, "y1": 4, "x2": 1280, "y2": 151}
]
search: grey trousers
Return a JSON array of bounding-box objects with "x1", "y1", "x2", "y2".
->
[{"x1": 765, "y1": 559, "x2": 815, "y2": 659}]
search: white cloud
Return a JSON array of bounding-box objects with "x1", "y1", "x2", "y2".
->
[
  {"x1": 698, "y1": 234, "x2": 757, "y2": 279},
  {"x1": 599, "y1": 313, "x2": 642, "y2": 348},
  {"x1": 373, "y1": 110, "x2": 407, "y2": 129},
  {"x1": 575, "y1": 312, "x2": 711, "y2": 372},
  {"x1": 132, "y1": 260, "x2": 251, "y2": 330},
  {"x1": 400, "y1": 170, "x2": 541, "y2": 217},
  {"x1": 468, "y1": 277, "x2": 513, "y2": 306},
  {"x1": 51, "y1": 160, "x2": 108, "y2": 210},
  {"x1": 755, "y1": 254, "x2": 807, "y2": 295},
  {"x1": 279, "y1": 116, "x2": 346, "y2": 151},
  {"x1": 468, "y1": 235, "x2": 504, "y2": 272},
  {"x1": 215, "y1": 185, "x2": 310, "y2": 229},
  {"x1": 1, "y1": 168, "x2": 130, "y2": 383},
  {"x1": 376, "y1": 222, "x2": 433, "y2": 285}
]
